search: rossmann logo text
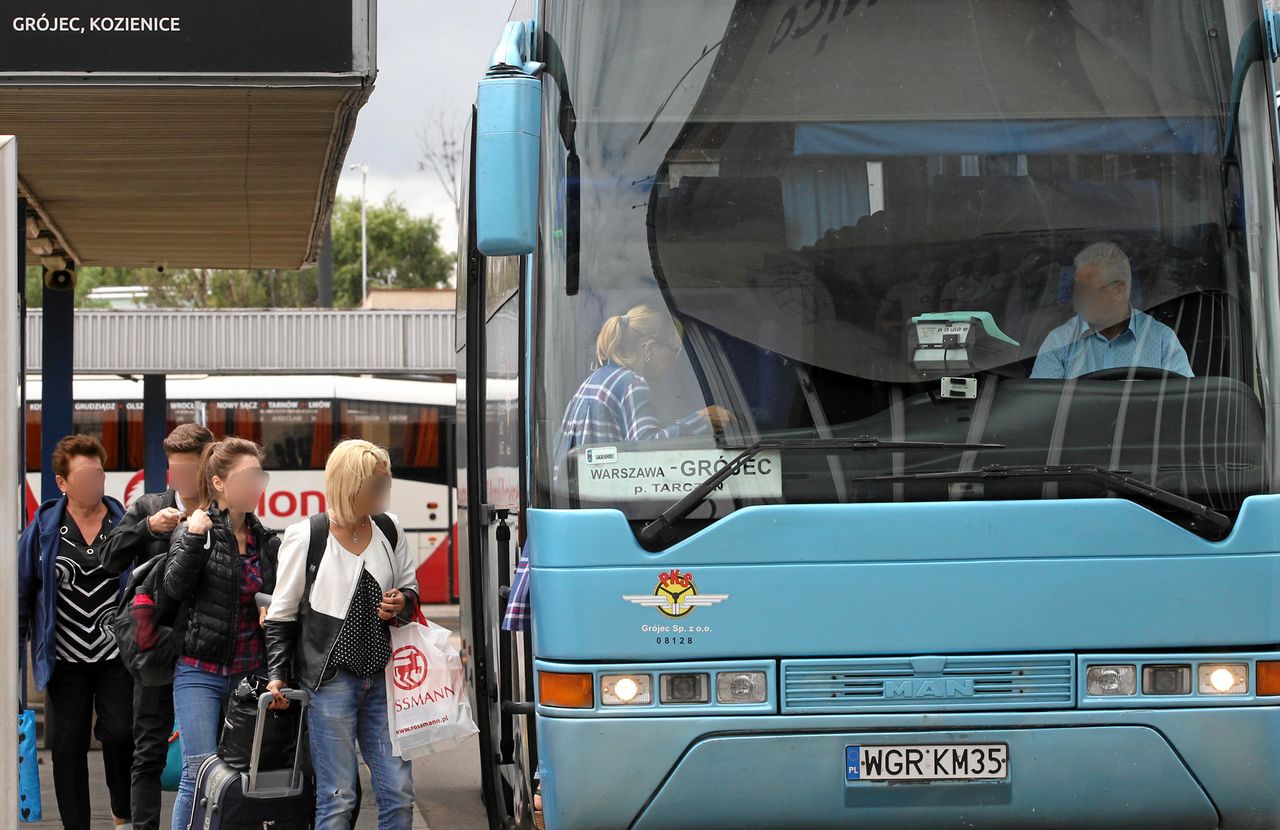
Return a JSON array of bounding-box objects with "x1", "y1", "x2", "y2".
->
[{"x1": 393, "y1": 686, "x2": 457, "y2": 713}]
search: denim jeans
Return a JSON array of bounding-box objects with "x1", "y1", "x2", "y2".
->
[
  {"x1": 308, "y1": 670, "x2": 414, "y2": 830},
  {"x1": 170, "y1": 662, "x2": 261, "y2": 830}
]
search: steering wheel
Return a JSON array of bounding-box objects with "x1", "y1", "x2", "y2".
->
[{"x1": 1075, "y1": 367, "x2": 1181, "y2": 381}]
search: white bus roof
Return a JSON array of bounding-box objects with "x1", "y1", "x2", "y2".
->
[{"x1": 24, "y1": 374, "x2": 455, "y2": 407}]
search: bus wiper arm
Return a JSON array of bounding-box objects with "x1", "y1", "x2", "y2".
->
[
  {"x1": 637, "y1": 436, "x2": 1003, "y2": 547},
  {"x1": 856, "y1": 464, "x2": 1230, "y2": 537}
]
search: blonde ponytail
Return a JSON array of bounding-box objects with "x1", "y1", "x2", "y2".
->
[{"x1": 595, "y1": 304, "x2": 683, "y2": 370}]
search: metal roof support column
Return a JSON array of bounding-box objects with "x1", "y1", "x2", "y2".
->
[
  {"x1": 39, "y1": 275, "x2": 72, "y2": 503},
  {"x1": 1, "y1": 136, "x2": 21, "y2": 827},
  {"x1": 142, "y1": 374, "x2": 167, "y2": 494}
]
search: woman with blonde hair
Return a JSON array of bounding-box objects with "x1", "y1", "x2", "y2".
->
[
  {"x1": 557, "y1": 302, "x2": 732, "y2": 464},
  {"x1": 265, "y1": 439, "x2": 420, "y2": 829},
  {"x1": 501, "y1": 303, "x2": 732, "y2": 631}
]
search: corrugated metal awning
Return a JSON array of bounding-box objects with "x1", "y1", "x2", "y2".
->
[
  {"x1": 25, "y1": 309, "x2": 456, "y2": 375},
  {"x1": 8, "y1": 86, "x2": 366, "y2": 269},
  {"x1": 1, "y1": 0, "x2": 375, "y2": 269}
]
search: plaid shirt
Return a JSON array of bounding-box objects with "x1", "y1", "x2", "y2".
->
[
  {"x1": 551, "y1": 362, "x2": 709, "y2": 481},
  {"x1": 180, "y1": 532, "x2": 265, "y2": 676},
  {"x1": 503, "y1": 363, "x2": 709, "y2": 632},
  {"x1": 502, "y1": 545, "x2": 532, "y2": 632}
]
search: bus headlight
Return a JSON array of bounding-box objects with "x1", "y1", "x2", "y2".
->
[
  {"x1": 659, "y1": 673, "x2": 709, "y2": 704},
  {"x1": 601, "y1": 674, "x2": 651, "y2": 705},
  {"x1": 1198, "y1": 663, "x2": 1247, "y2": 695},
  {"x1": 1141, "y1": 664, "x2": 1191, "y2": 696},
  {"x1": 1086, "y1": 665, "x2": 1136, "y2": 696},
  {"x1": 716, "y1": 671, "x2": 767, "y2": 704}
]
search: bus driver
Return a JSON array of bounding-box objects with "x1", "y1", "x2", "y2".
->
[{"x1": 1031, "y1": 242, "x2": 1192, "y2": 380}]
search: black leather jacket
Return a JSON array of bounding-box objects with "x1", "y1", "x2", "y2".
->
[
  {"x1": 166, "y1": 504, "x2": 279, "y2": 667},
  {"x1": 99, "y1": 489, "x2": 180, "y2": 576}
]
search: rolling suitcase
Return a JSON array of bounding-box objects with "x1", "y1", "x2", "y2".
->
[{"x1": 188, "y1": 689, "x2": 315, "y2": 830}]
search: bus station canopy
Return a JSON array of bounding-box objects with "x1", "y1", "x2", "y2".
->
[{"x1": 0, "y1": 0, "x2": 375, "y2": 269}]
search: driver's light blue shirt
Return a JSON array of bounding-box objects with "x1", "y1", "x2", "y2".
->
[{"x1": 1031, "y1": 309, "x2": 1193, "y2": 379}]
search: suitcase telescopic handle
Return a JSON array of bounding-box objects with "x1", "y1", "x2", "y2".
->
[
  {"x1": 255, "y1": 689, "x2": 309, "y2": 710},
  {"x1": 247, "y1": 688, "x2": 310, "y2": 794}
]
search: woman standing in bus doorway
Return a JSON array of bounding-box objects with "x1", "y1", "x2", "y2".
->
[
  {"x1": 165, "y1": 438, "x2": 279, "y2": 830},
  {"x1": 264, "y1": 439, "x2": 421, "y2": 830},
  {"x1": 18, "y1": 435, "x2": 134, "y2": 830},
  {"x1": 503, "y1": 303, "x2": 733, "y2": 632}
]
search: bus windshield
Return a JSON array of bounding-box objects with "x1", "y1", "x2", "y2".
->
[{"x1": 533, "y1": 0, "x2": 1276, "y2": 533}]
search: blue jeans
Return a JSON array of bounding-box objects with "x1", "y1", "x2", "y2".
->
[
  {"x1": 170, "y1": 663, "x2": 260, "y2": 830},
  {"x1": 308, "y1": 671, "x2": 414, "y2": 830}
]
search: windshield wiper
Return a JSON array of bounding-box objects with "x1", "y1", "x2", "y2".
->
[
  {"x1": 856, "y1": 464, "x2": 1230, "y2": 538},
  {"x1": 637, "y1": 436, "x2": 1003, "y2": 547}
]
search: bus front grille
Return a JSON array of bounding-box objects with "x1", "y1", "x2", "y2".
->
[{"x1": 781, "y1": 654, "x2": 1075, "y2": 714}]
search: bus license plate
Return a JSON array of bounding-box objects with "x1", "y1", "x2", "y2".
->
[{"x1": 845, "y1": 744, "x2": 1008, "y2": 782}]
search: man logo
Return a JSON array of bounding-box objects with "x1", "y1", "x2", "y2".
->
[
  {"x1": 884, "y1": 678, "x2": 975, "y2": 699},
  {"x1": 623, "y1": 569, "x2": 728, "y2": 618}
]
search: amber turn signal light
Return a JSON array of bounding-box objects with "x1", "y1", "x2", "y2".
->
[
  {"x1": 539, "y1": 671, "x2": 594, "y2": 708},
  {"x1": 1256, "y1": 661, "x2": 1280, "y2": 696}
]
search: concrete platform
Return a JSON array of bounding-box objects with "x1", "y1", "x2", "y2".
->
[{"x1": 25, "y1": 605, "x2": 487, "y2": 829}]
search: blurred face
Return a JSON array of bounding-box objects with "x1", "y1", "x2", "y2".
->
[
  {"x1": 640, "y1": 337, "x2": 683, "y2": 379},
  {"x1": 1072, "y1": 263, "x2": 1130, "y2": 328},
  {"x1": 166, "y1": 451, "x2": 202, "y2": 504},
  {"x1": 213, "y1": 454, "x2": 269, "y2": 513},
  {"x1": 353, "y1": 463, "x2": 392, "y2": 518},
  {"x1": 57, "y1": 454, "x2": 106, "y2": 507}
]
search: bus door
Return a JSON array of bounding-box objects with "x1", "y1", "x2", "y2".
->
[{"x1": 458, "y1": 111, "x2": 537, "y2": 828}]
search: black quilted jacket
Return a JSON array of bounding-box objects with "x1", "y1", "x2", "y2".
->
[{"x1": 165, "y1": 503, "x2": 279, "y2": 667}]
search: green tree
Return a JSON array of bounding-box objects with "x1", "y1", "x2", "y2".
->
[{"x1": 331, "y1": 194, "x2": 452, "y2": 306}]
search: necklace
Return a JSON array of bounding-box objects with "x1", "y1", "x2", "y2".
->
[{"x1": 339, "y1": 516, "x2": 368, "y2": 544}]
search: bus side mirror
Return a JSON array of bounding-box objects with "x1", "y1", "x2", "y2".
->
[{"x1": 476, "y1": 20, "x2": 543, "y2": 257}]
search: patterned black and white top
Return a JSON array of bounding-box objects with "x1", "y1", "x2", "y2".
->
[
  {"x1": 54, "y1": 513, "x2": 119, "y2": 663},
  {"x1": 330, "y1": 569, "x2": 392, "y2": 678}
]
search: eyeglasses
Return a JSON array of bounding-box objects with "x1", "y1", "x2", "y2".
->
[{"x1": 649, "y1": 340, "x2": 685, "y2": 358}]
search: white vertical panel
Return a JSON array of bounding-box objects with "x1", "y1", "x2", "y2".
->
[
  {"x1": 866, "y1": 161, "x2": 885, "y2": 215},
  {"x1": 0, "y1": 135, "x2": 19, "y2": 830}
]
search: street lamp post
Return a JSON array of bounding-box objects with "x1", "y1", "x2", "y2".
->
[{"x1": 349, "y1": 162, "x2": 369, "y2": 304}]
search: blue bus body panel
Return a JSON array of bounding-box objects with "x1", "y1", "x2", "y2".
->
[
  {"x1": 475, "y1": 74, "x2": 541, "y2": 256},
  {"x1": 528, "y1": 497, "x2": 1280, "y2": 660},
  {"x1": 528, "y1": 499, "x2": 1280, "y2": 827},
  {"x1": 535, "y1": 707, "x2": 1280, "y2": 829}
]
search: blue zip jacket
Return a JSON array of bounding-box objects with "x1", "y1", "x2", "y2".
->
[{"x1": 18, "y1": 495, "x2": 129, "y2": 690}]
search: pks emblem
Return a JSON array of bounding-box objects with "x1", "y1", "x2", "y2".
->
[{"x1": 623, "y1": 569, "x2": 728, "y2": 618}]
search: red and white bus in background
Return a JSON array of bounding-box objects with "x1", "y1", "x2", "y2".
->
[{"x1": 24, "y1": 374, "x2": 459, "y2": 603}]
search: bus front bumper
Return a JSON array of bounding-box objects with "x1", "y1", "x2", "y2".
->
[{"x1": 536, "y1": 707, "x2": 1280, "y2": 829}]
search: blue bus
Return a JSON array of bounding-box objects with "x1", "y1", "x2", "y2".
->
[{"x1": 457, "y1": 2, "x2": 1280, "y2": 827}]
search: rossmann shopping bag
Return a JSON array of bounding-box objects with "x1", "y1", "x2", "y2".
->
[{"x1": 385, "y1": 616, "x2": 477, "y2": 759}]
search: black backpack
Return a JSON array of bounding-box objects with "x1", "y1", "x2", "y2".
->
[{"x1": 110, "y1": 552, "x2": 186, "y2": 686}]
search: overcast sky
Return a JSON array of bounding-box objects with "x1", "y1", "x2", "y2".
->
[{"x1": 335, "y1": 0, "x2": 517, "y2": 252}]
